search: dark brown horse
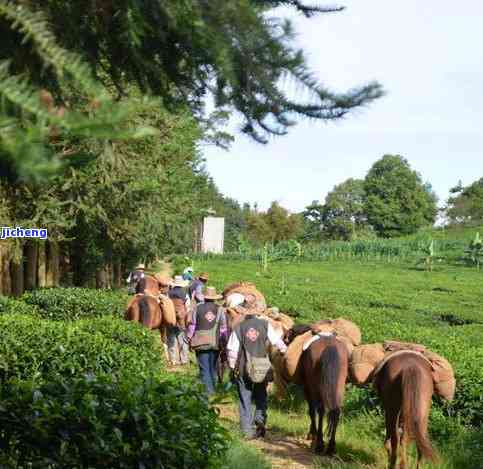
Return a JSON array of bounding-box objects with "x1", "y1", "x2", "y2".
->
[
  {"x1": 374, "y1": 351, "x2": 436, "y2": 469},
  {"x1": 300, "y1": 333, "x2": 349, "y2": 455},
  {"x1": 135, "y1": 275, "x2": 164, "y2": 297}
]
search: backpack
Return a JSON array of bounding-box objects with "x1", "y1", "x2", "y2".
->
[
  {"x1": 244, "y1": 350, "x2": 272, "y2": 383},
  {"x1": 235, "y1": 320, "x2": 273, "y2": 383},
  {"x1": 190, "y1": 308, "x2": 222, "y2": 351}
]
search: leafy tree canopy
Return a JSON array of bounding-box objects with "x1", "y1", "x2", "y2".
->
[
  {"x1": 446, "y1": 177, "x2": 483, "y2": 226},
  {"x1": 364, "y1": 155, "x2": 437, "y2": 238},
  {"x1": 321, "y1": 178, "x2": 367, "y2": 240},
  {"x1": 247, "y1": 201, "x2": 302, "y2": 244}
]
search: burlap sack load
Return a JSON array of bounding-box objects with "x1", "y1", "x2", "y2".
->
[
  {"x1": 349, "y1": 343, "x2": 385, "y2": 385},
  {"x1": 421, "y1": 350, "x2": 456, "y2": 401},
  {"x1": 265, "y1": 307, "x2": 294, "y2": 333},
  {"x1": 223, "y1": 282, "x2": 267, "y2": 309},
  {"x1": 159, "y1": 295, "x2": 176, "y2": 327},
  {"x1": 312, "y1": 318, "x2": 362, "y2": 346},
  {"x1": 350, "y1": 341, "x2": 455, "y2": 401},
  {"x1": 283, "y1": 330, "x2": 313, "y2": 384}
]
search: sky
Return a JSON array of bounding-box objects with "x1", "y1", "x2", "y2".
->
[{"x1": 203, "y1": 0, "x2": 483, "y2": 213}]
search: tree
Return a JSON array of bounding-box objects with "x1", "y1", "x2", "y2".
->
[
  {"x1": 301, "y1": 200, "x2": 324, "y2": 242},
  {"x1": 363, "y1": 155, "x2": 437, "y2": 237},
  {"x1": 246, "y1": 201, "x2": 302, "y2": 245},
  {"x1": 321, "y1": 178, "x2": 367, "y2": 240},
  {"x1": 1, "y1": 1, "x2": 383, "y2": 178},
  {"x1": 446, "y1": 178, "x2": 483, "y2": 226}
]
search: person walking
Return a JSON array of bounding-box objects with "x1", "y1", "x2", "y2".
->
[
  {"x1": 167, "y1": 275, "x2": 190, "y2": 365},
  {"x1": 182, "y1": 266, "x2": 194, "y2": 282},
  {"x1": 226, "y1": 304, "x2": 287, "y2": 439},
  {"x1": 188, "y1": 272, "x2": 209, "y2": 304},
  {"x1": 126, "y1": 263, "x2": 145, "y2": 294},
  {"x1": 187, "y1": 286, "x2": 227, "y2": 396}
]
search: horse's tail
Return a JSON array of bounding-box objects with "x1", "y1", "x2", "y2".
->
[
  {"x1": 135, "y1": 277, "x2": 146, "y2": 294},
  {"x1": 320, "y1": 338, "x2": 343, "y2": 438},
  {"x1": 138, "y1": 296, "x2": 152, "y2": 327},
  {"x1": 401, "y1": 366, "x2": 434, "y2": 462}
]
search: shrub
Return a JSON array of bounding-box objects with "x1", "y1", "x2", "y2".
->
[
  {"x1": 0, "y1": 373, "x2": 229, "y2": 468},
  {"x1": 0, "y1": 295, "x2": 40, "y2": 316},
  {"x1": 0, "y1": 314, "x2": 164, "y2": 381},
  {"x1": 20, "y1": 287, "x2": 129, "y2": 321}
]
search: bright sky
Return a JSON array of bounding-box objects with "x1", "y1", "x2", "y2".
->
[{"x1": 203, "y1": 0, "x2": 483, "y2": 213}]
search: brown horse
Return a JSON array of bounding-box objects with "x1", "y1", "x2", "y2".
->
[
  {"x1": 373, "y1": 351, "x2": 436, "y2": 469},
  {"x1": 300, "y1": 333, "x2": 349, "y2": 455},
  {"x1": 125, "y1": 294, "x2": 164, "y2": 328},
  {"x1": 135, "y1": 275, "x2": 164, "y2": 296}
]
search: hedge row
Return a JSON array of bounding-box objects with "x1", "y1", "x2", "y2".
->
[
  {"x1": 0, "y1": 314, "x2": 164, "y2": 381},
  {"x1": 20, "y1": 287, "x2": 129, "y2": 320},
  {"x1": 0, "y1": 290, "x2": 230, "y2": 467},
  {"x1": 0, "y1": 374, "x2": 228, "y2": 468}
]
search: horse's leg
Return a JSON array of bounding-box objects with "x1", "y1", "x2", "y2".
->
[
  {"x1": 325, "y1": 408, "x2": 340, "y2": 456},
  {"x1": 314, "y1": 404, "x2": 325, "y2": 454},
  {"x1": 387, "y1": 410, "x2": 399, "y2": 469},
  {"x1": 398, "y1": 426, "x2": 408, "y2": 469},
  {"x1": 307, "y1": 401, "x2": 317, "y2": 440}
]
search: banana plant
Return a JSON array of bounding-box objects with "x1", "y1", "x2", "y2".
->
[
  {"x1": 465, "y1": 232, "x2": 483, "y2": 271},
  {"x1": 418, "y1": 239, "x2": 435, "y2": 272}
]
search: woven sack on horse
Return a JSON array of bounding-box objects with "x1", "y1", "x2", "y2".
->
[
  {"x1": 311, "y1": 318, "x2": 362, "y2": 346},
  {"x1": 265, "y1": 307, "x2": 294, "y2": 332},
  {"x1": 283, "y1": 330, "x2": 312, "y2": 384},
  {"x1": 349, "y1": 343, "x2": 385, "y2": 385},
  {"x1": 222, "y1": 282, "x2": 267, "y2": 309},
  {"x1": 268, "y1": 345, "x2": 289, "y2": 400},
  {"x1": 423, "y1": 350, "x2": 456, "y2": 401},
  {"x1": 158, "y1": 295, "x2": 176, "y2": 327},
  {"x1": 383, "y1": 340, "x2": 427, "y2": 354},
  {"x1": 171, "y1": 298, "x2": 188, "y2": 329},
  {"x1": 367, "y1": 341, "x2": 455, "y2": 401},
  {"x1": 382, "y1": 341, "x2": 455, "y2": 401}
]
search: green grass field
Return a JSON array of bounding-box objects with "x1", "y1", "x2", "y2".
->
[{"x1": 192, "y1": 256, "x2": 483, "y2": 468}]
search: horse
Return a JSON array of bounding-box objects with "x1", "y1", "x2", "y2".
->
[
  {"x1": 373, "y1": 351, "x2": 436, "y2": 469},
  {"x1": 135, "y1": 275, "x2": 164, "y2": 296},
  {"x1": 125, "y1": 294, "x2": 172, "y2": 362},
  {"x1": 298, "y1": 332, "x2": 349, "y2": 455},
  {"x1": 125, "y1": 294, "x2": 164, "y2": 329}
]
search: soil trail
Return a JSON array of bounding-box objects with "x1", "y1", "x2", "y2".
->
[{"x1": 218, "y1": 404, "x2": 315, "y2": 468}]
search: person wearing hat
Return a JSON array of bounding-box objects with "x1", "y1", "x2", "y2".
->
[
  {"x1": 186, "y1": 286, "x2": 228, "y2": 396},
  {"x1": 182, "y1": 266, "x2": 194, "y2": 282},
  {"x1": 226, "y1": 301, "x2": 287, "y2": 440},
  {"x1": 167, "y1": 275, "x2": 190, "y2": 365},
  {"x1": 126, "y1": 263, "x2": 145, "y2": 294},
  {"x1": 188, "y1": 272, "x2": 209, "y2": 305}
]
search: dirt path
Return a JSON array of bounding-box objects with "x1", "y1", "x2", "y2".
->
[{"x1": 218, "y1": 404, "x2": 316, "y2": 468}]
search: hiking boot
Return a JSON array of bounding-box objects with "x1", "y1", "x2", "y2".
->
[{"x1": 255, "y1": 421, "x2": 266, "y2": 438}]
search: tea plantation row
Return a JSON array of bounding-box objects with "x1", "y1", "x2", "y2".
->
[
  {"x1": 0, "y1": 289, "x2": 228, "y2": 468},
  {"x1": 198, "y1": 258, "x2": 483, "y2": 429}
]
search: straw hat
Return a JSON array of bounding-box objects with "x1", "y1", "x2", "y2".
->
[
  {"x1": 172, "y1": 275, "x2": 189, "y2": 288},
  {"x1": 204, "y1": 286, "x2": 222, "y2": 300},
  {"x1": 135, "y1": 263, "x2": 145, "y2": 270},
  {"x1": 199, "y1": 272, "x2": 209, "y2": 281}
]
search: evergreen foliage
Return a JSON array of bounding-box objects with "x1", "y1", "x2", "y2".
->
[{"x1": 363, "y1": 155, "x2": 438, "y2": 237}]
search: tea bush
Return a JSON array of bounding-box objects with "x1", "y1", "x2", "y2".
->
[
  {"x1": 20, "y1": 287, "x2": 129, "y2": 321},
  {"x1": 0, "y1": 295, "x2": 40, "y2": 316},
  {"x1": 0, "y1": 373, "x2": 229, "y2": 468},
  {"x1": 199, "y1": 257, "x2": 483, "y2": 427},
  {"x1": 0, "y1": 314, "x2": 164, "y2": 381}
]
